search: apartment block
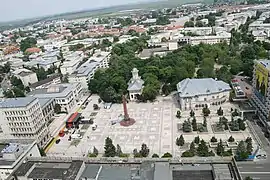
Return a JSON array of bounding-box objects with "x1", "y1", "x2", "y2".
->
[
  {"x1": 250, "y1": 60, "x2": 270, "y2": 130},
  {"x1": 0, "y1": 97, "x2": 50, "y2": 147}
]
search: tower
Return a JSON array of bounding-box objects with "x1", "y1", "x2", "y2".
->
[{"x1": 132, "y1": 68, "x2": 139, "y2": 80}]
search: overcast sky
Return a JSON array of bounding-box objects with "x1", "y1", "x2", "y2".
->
[{"x1": 1, "y1": 0, "x2": 152, "y2": 22}]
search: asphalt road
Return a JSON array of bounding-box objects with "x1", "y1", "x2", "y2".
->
[{"x1": 238, "y1": 162, "x2": 270, "y2": 180}]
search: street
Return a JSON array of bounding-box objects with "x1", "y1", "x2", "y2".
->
[
  {"x1": 237, "y1": 119, "x2": 270, "y2": 180},
  {"x1": 238, "y1": 162, "x2": 270, "y2": 180}
]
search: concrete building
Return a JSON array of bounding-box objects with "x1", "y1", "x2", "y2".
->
[
  {"x1": 29, "y1": 74, "x2": 61, "y2": 90},
  {"x1": 0, "y1": 142, "x2": 41, "y2": 180},
  {"x1": 179, "y1": 27, "x2": 213, "y2": 36},
  {"x1": 0, "y1": 97, "x2": 50, "y2": 147},
  {"x1": 11, "y1": 159, "x2": 239, "y2": 180},
  {"x1": 12, "y1": 69, "x2": 38, "y2": 87},
  {"x1": 250, "y1": 60, "x2": 270, "y2": 129},
  {"x1": 69, "y1": 51, "x2": 110, "y2": 89},
  {"x1": 38, "y1": 98, "x2": 55, "y2": 125},
  {"x1": 61, "y1": 51, "x2": 84, "y2": 75},
  {"x1": 25, "y1": 56, "x2": 60, "y2": 71},
  {"x1": 179, "y1": 31, "x2": 231, "y2": 45},
  {"x1": 28, "y1": 83, "x2": 83, "y2": 112},
  {"x1": 177, "y1": 78, "x2": 231, "y2": 110},
  {"x1": 128, "y1": 68, "x2": 144, "y2": 101}
]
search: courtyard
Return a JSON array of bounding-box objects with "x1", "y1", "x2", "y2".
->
[{"x1": 47, "y1": 95, "x2": 257, "y2": 158}]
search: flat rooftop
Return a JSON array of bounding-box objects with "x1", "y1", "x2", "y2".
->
[
  {"x1": 172, "y1": 170, "x2": 213, "y2": 180},
  {"x1": 0, "y1": 97, "x2": 36, "y2": 108},
  {"x1": 15, "y1": 161, "x2": 83, "y2": 180}
]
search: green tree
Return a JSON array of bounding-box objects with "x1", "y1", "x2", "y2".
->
[
  {"x1": 228, "y1": 136, "x2": 235, "y2": 142},
  {"x1": 93, "y1": 146, "x2": 99, "y2": 156},
  {"x1": 246, "y1": 137, "x2": 253, "y2": 155},
  {"x1": 161, "y1": 152, "x2": 172, "y2": 158},
  {"x1": 184, "y1": 21, "x2": 195, "y2": 27},
  {"x1": 195, "y1": 21, "x2": 204, "y2": 27},
  {"x1": 183, "y1": 120, "x2": 192, "y2": 132},
  {"x1": 104, "y1": 137, "x2": 116, "y2": 157},
  {"x1": 245, "y1": 176, "x2": 253, "y2": 180},
  {"x1": 20, "y1": 37, "x2": 37, "y2": 52},
  {"x1": 197, "y1": 140, "x2": 210, "y2": 157},
  {"x1": 152, "y1": 153, "x2": 159, "y2": 158},
  {"x1": 156, "y1": 16, "x2": 170, "y2": 25},
  {"x1": 139, "y1": 143, "x2": 149, "y2": 157},
  {"x1": 194, "y1": 136, "x2": 200, "y2": 144},
  {"x1": 202, "y1": 106, "x2": 210, "y2": 116},
  {"x1": 176, "y1": 110, "x2": 181, "y2": 119},
  {"x1": 190, "y1": 110, "x2": 195, "y2": 117},
  {"x1": 3, "y1": 87, "x2": 25, "y2": 98},
  {"x1": 236, "y1": 140, "x2": 249, "y2": 160},
  {"x1": 181, "y1": 150, "x2": 194, "y2": 157},
  {"x1": 113, "y1": 36, "x2": 119, "y2": 43},
  {"x1": 54, "y1": 104, "x2": 62, "y2": 114},
  {"x1": 176, "y1": 135, "x2": 185, "y2": 146},
  {"x1": 116, "y1": 144, "x2": 123, "y2": 157},
  {"x1": 210, "y1": 136, "x2": 218, "y2": 143},
  {"x1": 190, "y1": 142, "x2": 196, "y2": 155},
  {"x1": 203, "y1": 117, "x2": 207, "y2": 127},
  {"x1": 216, "y1": 139, "x2": 225, "y2": 156},
  {"x1": 217, "y1": 107, "x2": 223, "y2": 116},
  {"x1": 192, "y1": 117, "x2": 198, "y2": 131},
  {"x1": 11, "y1": 76, "x2": 24, "y2": 89},
  {"x1": 142, "y1": 85, "x2": 158, "y2": 101}
]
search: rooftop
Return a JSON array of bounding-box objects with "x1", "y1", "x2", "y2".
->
[
  {"x1": 29, "y1": 74, "x2": 61, "y2": 89},
  {"x1": 0, "y1": 97, "x2": 37, "y2": 108},
  {"x1": 73, "y1": 60, "x2": 99, "y2": 77},
  {"x1": 28, "y1": 83, "x2": 78, "y2": 99},
  {"x1": 256, "y1": 59, "x2": 270, "y2": 70},
  {"x1": 16, "y1": 161, "x2": 83, "y2": 180},
  {"x1": 177, "y1": 78, "x2": 231, "y2": 97},
  {"x1": 38, "y1": 98, "x2": 54, "y2": 108}
]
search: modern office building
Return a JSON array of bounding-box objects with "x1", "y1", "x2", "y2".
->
[
  {"x1": 250, "y1": 60, "x2": 270, "y2": 129},
  {"x1": 177, "y1": 78, "x2": 231, "y2": 110},
  {"x1": 28, "y1": 83, "x2": 83, "y2": 112},
  {"x1": 0, "y1": 97, "x2": 50, "y2": 147}
]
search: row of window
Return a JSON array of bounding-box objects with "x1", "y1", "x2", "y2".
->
[{"x1": 9, "y1": 122, "x2": 31, "y2": 127}]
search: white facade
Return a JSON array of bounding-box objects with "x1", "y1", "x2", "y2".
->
[
  {"x1": 0, "y1": 97, "x2": 50, "y2": 147},
  {"x1": 60, "y1": 51, "x2": 84, "y2": 75},
  {"x1": 69, "y1": 51, "x2": 110, "y2": 89},
  {"x1": 128, "y1": 68, "x2": 144, "y2": 101},
  {"x1": 177, "y1": 78, "x2": 231, "y2": 110},
  {"x1": 28, "y1": 83, "x2": 83, "y2": 112},
  {"x1": 179, "y1": 27, "x2": 213, "y2": 36},
  {"x1": 179, "y1": 32, "x2": 231, "y2": 45},
  {"x1": 14, "y1": 71, "x2": 38, "y2": 87}
]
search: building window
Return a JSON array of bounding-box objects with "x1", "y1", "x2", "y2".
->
[{"x1": 204, "y1": 98, "x2": 207, "y2": 101}]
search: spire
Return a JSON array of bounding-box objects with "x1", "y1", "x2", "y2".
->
[{"x1": 132, "y1": 68, "x2": 139, "y2": 80}]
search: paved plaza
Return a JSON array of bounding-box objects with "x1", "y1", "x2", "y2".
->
[{"x1": 47, "y1": 96, "x2": 256, "y2": 157}]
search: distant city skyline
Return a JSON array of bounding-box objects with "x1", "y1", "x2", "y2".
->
[{"x1": 0, "y1": 0, "x2": 154, "y2": 22}]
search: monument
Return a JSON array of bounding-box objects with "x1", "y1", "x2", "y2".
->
[{"x1": 120, "y1": 95, "x2": 136, "y2": 127}]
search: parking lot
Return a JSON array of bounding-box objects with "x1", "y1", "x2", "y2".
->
[{"x1": 47, "y1": 96, "x2": 256, "y2": 157}]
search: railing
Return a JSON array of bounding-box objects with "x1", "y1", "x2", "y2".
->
[{"x1": 26, "y1": 156, "x2": 232, "y2": 164}]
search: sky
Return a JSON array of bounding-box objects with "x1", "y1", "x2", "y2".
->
[{"x1": 0, "y1": 0, "x2": 153, "y2": 22}]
